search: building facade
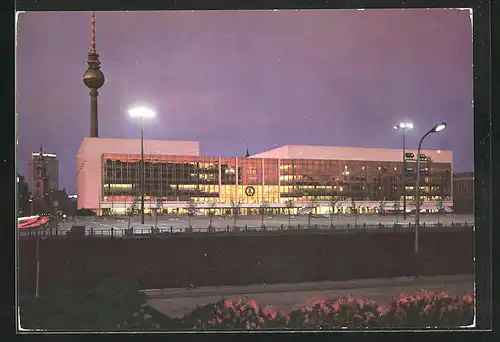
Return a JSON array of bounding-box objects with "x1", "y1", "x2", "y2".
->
[
  {"x1": 28, "y1": 150, "x2": 59, "y2": 195},
  {"x1": 77, "y1": 140, "x2": 453, "y2": 215},
  {"x1": 453, "y1": 172, "x2": 473, "y2": 214}
]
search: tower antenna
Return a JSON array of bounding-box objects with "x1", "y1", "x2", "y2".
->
[
  {"x1": 90, "y1": 11, "x2": 96, "y2": 53},
  {"x1": 83, "y1": 11, "x2": 105, "y2": 138}
]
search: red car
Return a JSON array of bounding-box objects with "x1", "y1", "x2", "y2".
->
[{"x1": 18, "y1": 215, "x2": 50, "y2": 229}]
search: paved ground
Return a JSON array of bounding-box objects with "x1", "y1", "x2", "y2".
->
[
  {"x1": 95, "y1": 213, "x2": 473, "y2": 230},
  {"x1": 145, "y1": 274, "x2": 473, "y2": 318},
  {"x1": 28, "y1": 214, "x2": 473, "y2": 237}
]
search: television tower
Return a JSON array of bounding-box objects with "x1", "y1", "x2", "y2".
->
[{"x1": 82, "y1": 11, "x2": 105, "y2": 137}]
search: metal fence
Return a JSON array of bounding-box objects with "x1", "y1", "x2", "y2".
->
[{"x1": 18, "y1": 222, "x2": 473, "y2": 239}]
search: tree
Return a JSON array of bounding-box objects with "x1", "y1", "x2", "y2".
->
[
  {"x1": 336, "y1": 202, "x2": 343, "y2": 216},
  {"x1": 307, "y1": 199, "x2": 319, "y2": 228},
  {"x1": 416, "y1": 196, "x2": 424, "y2": 214},
  {"x1": 350, "y1": 198, "x2": 359, "y2": 228},
  {"x1": 155, "y1": 196, "x2": 164, "y2": 229},
  {"x1": 127, "y1": 196, "x2": 139, "y2": 229},
  {"x1": 230, "y1": 200, "x2": 242, "y2": 229},
  {"x1": 18, "y1": 174, "x2": 31, "y2": 216},
  {"x1": 393, "y1": 202, "x2": 401, "y2": 225},
  {"x1": 207, "y1": 201, "x2": 217, "y2": 231},
  {"x1": 378, "y1": 200, "x2": 387, "y2": 216},
  {"x1": 328, "y1": 195, "x2": 339, "y2": 227},
  {"x1": 436, "y1": 197, "x2": 444, "y2": 224},
  {"x1": 259, "y1": 202, "x2": 270, "y2": 230},
  {"x1": 285, "y1": 199, "x2": 295, "y2": 229},
  {"x1": 186, "y1": 198, "x2": 198, "y2": 230}
]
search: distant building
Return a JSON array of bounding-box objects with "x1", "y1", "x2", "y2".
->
[
  {"x1": 76, "y1": 138, "x2": 453, "y2": 216},
  {"x1": 28, "y1": 148, "x2": 59, "y2": 196},
  {"x1": 453, "y1": 172, "x2": 473, "y2": 214}
]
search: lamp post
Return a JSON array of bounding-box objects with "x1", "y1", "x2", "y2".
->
[
  {"x1": 415, "y1": 122, "x2": 446, "y2": 253},
  {"x1": 129, "y1": 107, "x2": 155, "y2": 225},
  {"x1": 393, "y1": 122, "x2": 414, "y2": 219}
]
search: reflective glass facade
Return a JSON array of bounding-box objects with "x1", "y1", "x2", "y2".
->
[{"x1": 101, "y1": 153, "x2": 452, "y2": 209}]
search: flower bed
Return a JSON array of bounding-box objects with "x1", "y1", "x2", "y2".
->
[
  {"x1": 20, "y1": 282, "x2": 473, "y2": 330},
  {"x1": 287, "y1": 296, "x2": 387, "y2": 329},
  {"x1": 182, "y1": 292, "x2": 474, "y2": 330},
  {"x1": 184, "y1": 297, "x2": 288, "y2": 330},
  {"x1": 383, "y1": 292, "x2": 474, "y2": 328}
]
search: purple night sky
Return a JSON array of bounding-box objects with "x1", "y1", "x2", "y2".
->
[{"x1": 16, "y1": 9, "x2": 473, "y2": 193}]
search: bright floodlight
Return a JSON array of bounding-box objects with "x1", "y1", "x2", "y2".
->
[
  {"x1": 129, "y1": 106, "x2": 155, "y2": 119},
  {"x1": 433, "y1": 122, "x2": 446, "y2": 132},
  {"x1": 399, "y1": 122, "x2": 414, "y2": 129},
  {"x1": 394, "y1": 122, "x2": 414, "y2": 129}
]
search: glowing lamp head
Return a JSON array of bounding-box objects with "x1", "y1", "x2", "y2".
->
[
  {"x1": 433, "y1": 122, "x2": 446, "y2": 132},
  {"x1": 128, "y1": 107, "x2": 155, "y2": 119}
]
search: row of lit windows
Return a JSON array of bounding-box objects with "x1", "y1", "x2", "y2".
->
[
  {"x1": 101, "y1": 194, "x2": 446, "y2": 205},
  {"x1": 104, "y1": 155, "x2": 450, "y2": 171},
  {"x1": 103, "y1": 162, "x2": 451, "y2": 181}
]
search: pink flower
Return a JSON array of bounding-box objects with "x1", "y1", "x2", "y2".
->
[
  {"x1": 333, "y1": 302, "x2": 340, "y2": 311},
  {"x1": 357, "y1": 299, "x2": 364, "y2": 309},
  {"x1": 463, "y1": 296, "x2": 473, "y2": 304},
  {"x1": 423, "y1": 304, "x2": 431, "y2": 313},
  {"x1": 248, "y1": 299, "x2": 259, "y2": 313},
  {"x1": 258, "y1": 317, "x2": 264, "y2": 324},
  {"x1": 347, "y1": 296, "x2": 355, "y2": 304},
  {"x1": 224, "y1": 299, "x2": 233, "y2": 308}
]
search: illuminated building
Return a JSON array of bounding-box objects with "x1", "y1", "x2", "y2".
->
[
  {"x1": 76, "y1": 138, "x2": 453, "y2": 215},
  {"x1": 453, "y1": 172, "x2": 473, "y2": 214}
]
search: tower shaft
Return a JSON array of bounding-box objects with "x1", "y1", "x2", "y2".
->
[{"x1": 90, "y1": 89, "x2": 99, "y2": 137}]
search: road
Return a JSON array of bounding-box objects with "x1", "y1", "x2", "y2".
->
[
  {"x1": 21, "y1": 214, "x2": 473, "y2": 237},
  {"x1": 145, "y1": 274, "x2": 474, "y2": 318},
  {"x1": 88, "y1": 213, "x2": 473, "y2": 230}
]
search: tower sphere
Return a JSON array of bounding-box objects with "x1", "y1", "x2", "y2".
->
[{"x1": 83, "y1": 68, "x2": 105, "y2": 89}]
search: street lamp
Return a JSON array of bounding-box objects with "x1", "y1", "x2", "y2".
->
[
  {"x1": 393, "y1": 122, "x2": 414, "y2": 219},
  {"x1": 129, "y1": 106, "x2": 155, "y2": 225},
  {"x1": 415, "y1": 122, "x2": 446, "y2": 253}
]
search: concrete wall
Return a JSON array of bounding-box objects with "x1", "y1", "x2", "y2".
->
[
  {"x1": 77, "y1": 138, "x2": 200, "y2": 210},
  {"x1": 251, "y1": 145, "x2": 453, "y2": 164}
]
